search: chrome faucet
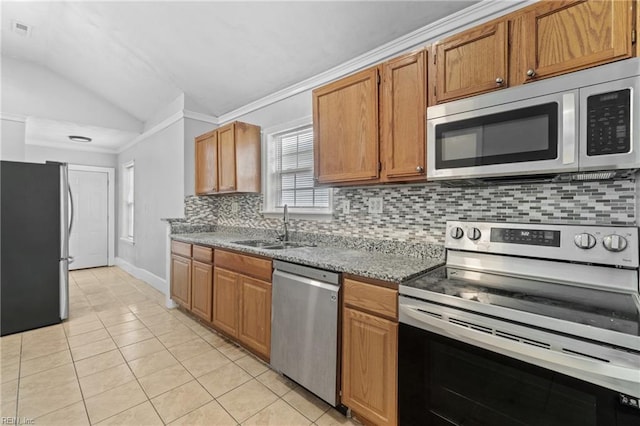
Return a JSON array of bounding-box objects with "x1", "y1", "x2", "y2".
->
[{"x1": 281, "y1": 204, "x2": 289, "y2": 242}]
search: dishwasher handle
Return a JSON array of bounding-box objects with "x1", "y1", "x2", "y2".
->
[{"x1": 273, "y1": 269, "x2": 340, "y2": 292}]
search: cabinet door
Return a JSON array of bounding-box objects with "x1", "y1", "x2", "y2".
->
[
  {"x1": 218, "y1": 123, "x2": 237, "y2": 192},
  {"x1": 170, "y1": 254, "x2": 191, "y2": 308},
  {"x1": 238, "y1": 275, "x2": 272, "y2": 360},
  {"x1": 518, "y1": 0, "x2": 633, "y2": 84},
  {"x1": 191, "y1": 260, "x2": 213, "y2": 322},
  {"x1": 342, "y1": 307, "x2": 398, "y2": 426},
  {"x1": 435, "y1": 19, "x2": 508, "y2": 102},
  {"x1": 195, "y1": 132, "x2": 218, "y2": 194},
  {"x1": 313, "y1": 67, "x2": 380, "y2": 184},
  {"x1": 212, "y1": 267, "x2": 239, "y2": 337},
  {"x1": 381, "y1": 50, "x2": 427, "y2": 181}
]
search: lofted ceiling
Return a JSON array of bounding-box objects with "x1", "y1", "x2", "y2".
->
[{"x1": 1, "y1": 0, "x2": 479, "y2": 151}]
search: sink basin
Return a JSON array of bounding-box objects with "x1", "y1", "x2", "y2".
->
[
  {"x1": 231, "y1": 240, "x2": 314, "y2": 250},
  {"x1": 231, "y1": 239, "x2": 280, "y2": 248}
]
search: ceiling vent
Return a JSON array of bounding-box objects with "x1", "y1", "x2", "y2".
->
[{"x1": 11, "y1": 20, "x2": 32, "y2": 37}]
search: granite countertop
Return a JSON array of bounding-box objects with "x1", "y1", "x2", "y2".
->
[{"x1": 171, "y1": 231, "x2": 443, "y2": 283}]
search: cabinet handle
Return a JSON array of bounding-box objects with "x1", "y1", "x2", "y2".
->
[
  {"x1": 526, "y1": 69, "x2": 536, "y2": 78},
  {"x1": 416, "y1": 166, "x2": 424, "y2": 173},
  {"x1": 495, "y1": 77, "x2": 504, "y2": 85}
]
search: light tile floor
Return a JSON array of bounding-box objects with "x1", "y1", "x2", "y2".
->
[{"x1": 0, "y1": 266, "x2": 360, "y2": 425}]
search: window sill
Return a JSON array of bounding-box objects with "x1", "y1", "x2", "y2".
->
[
  {"x1": 261, "y1": 210, "x2": 333, "y2": 221},
  {"x1": 120, "y1": 237, "x2": 135, "y2": 245}
]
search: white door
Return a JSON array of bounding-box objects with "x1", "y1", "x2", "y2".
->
[{"x1": 68, "y1": 169, "x2": 109, "y2": 270}]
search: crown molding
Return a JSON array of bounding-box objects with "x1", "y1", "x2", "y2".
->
[
  {"x1": 25, "y1": 138, "x2": 120, "y2": 154},
  {"x1": 217, "y1": 0, "x2": 533, "y2": 125},
  {"x1": 1, "y1": 113, "x2": 27, "y2": 123},
  {"x1": 117, "y1": 110, "x2": 183, "y2": 154},
  {"x1": 183, "y1": 110, "x2": 219, "y2": 125}
]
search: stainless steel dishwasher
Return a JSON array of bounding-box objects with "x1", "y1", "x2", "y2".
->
[{"x1": 271, "y1": 260, "x2": 341, "y2": 406}]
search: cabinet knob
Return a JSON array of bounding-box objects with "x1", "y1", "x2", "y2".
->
[
  {"x1": 495, "y1": 77, "x2": 504, "y2": 85},
  {"x1": 526, "y1": 69, "x2": 536, "y2": 78},
  {"x1": 416, "y1": 166, "x2": 424, "y2": 173}
]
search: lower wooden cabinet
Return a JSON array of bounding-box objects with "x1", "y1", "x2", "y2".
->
[
  {"x1": 212, "y1": 267, "x2": 240, "y2": 337},
  {"x1": 191, "y1": 260, "x2": 213, "y2": 322},
  {"x1": 213, "y1": 250, "x2": 273, "y2": 361},
  {"x1": 238, "y1": 275, "x2": 272, "y2": 358},
  {"x1": 342, "y1": 278, "x2": 398, "y2": 426},
  {"x1": 170, "y1": 254, "x2": 191, "y2": 308}
]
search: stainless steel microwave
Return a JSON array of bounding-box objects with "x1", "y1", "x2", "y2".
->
[{"x1": 427, "y1": 58, "x2": 640, "y2": 183}]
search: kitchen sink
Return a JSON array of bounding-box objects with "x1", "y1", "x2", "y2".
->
[{"x1": 231, "y1": 240, "x2": 314, "y2": 250}]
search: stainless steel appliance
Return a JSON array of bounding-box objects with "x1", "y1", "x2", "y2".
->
[
  {"x1": 271, "y1": 260, "x2": 340, "y2": 406},
  {"x1": 427, "y1": 58, "x2": 640, "y2": 183},
  {"x1": 399, "y1": 221, "x2": 640, "y2": 425},
  {"x1": 1, "y1": 161, "x2": 72, "y2": 336}
]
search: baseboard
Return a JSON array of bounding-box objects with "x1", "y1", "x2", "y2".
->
[{"x1": 114, "y1": 257, "x2": 167, "y2": 295}]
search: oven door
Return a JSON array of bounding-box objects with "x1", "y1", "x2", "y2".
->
[
  {"x1": 398, "y1": 302, "x2": 640, "y2": 426},
  {"x1": 426, "y1": 90, "x2": 578, "y2": 181}
]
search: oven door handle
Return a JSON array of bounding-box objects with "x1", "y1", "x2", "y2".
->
[{"x1": 400, "y1": 304, "x2": 640, "y2": 398}]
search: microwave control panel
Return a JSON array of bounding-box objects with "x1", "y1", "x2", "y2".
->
[{"x1": 587, "y1": 88, "x2": 630, "y2": 156}]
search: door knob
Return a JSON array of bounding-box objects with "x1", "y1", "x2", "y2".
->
[
  {"x1": 416, "y1": 166, "x2": 424, "y2": 173},
  {"x1": 526, "y1": 69, "x2": 536, "y2": 78},
  {"x1": 495, "y1": 77, "x2": 504, "y2": 85}
]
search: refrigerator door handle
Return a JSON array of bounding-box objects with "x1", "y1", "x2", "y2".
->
[{"x1": 68, "y1": 184, "x2": 74, "y2": 236}]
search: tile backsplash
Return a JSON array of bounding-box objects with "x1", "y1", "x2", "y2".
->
[{"x1": 181, "y1": 177, "x2": 636, "y2": 246}]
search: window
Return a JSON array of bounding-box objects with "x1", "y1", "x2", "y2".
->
[
  {"x1": 121, "y1": 161, "x2": 134, "y2": 242},
  {"x1": 264, "y1": 121, "x2": 332, "y2": 215}
]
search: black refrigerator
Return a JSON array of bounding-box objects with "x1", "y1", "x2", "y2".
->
[{"x1": 1, "y1": 161, "x2": 71, "y2": 336}]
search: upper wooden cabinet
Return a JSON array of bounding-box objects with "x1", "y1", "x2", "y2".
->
[
  {"x1": 195, "y1": 131, "x2": 218, "y2": 195},
  {"x1": 516, "y1": 0, "x2": 634, "y2": 84},
  {"x1": 381, "y1": 50, "x2": 427, "y2": 181},
  {"x1": 433, "y1": 19, "x2": 508, "y2": 102},
  {"x1": 313, "y1": 49, "x2": 428, "y2": 186},
  {"x1": 194, "y1": 121, "x2": 261, "y2": 195},
  {"x1": 313, "y1": 67, "x2": 380, "y2": 184}
]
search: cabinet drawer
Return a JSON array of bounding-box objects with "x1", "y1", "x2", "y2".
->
[
  {"x1": 171, "y1": 240, "x2": 192, "y2": 258},
  {"x1": 344, "y1": 278, "x2": 398, "y2": 320},
  {"x1": 214, "y1": 250, "x2": 272, "y2": 282},
  {"x1": 193, "y1": 245, "x2": 213, "y2": 263}
]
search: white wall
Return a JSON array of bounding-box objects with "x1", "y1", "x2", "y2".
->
[
  {"x1": 0, "y1": 118, "x2": 26, "y2": 161},
  {"x1": 233, "y1": 91, "x2": 312, "y2": 131},
  {"x1": 1, "y1": 56, "x2": 141, "y2": 132},
  {"x1": 25, "y1": 145, "x2": 117, "y2": 168},
  {"x1": 117, "y1": 120, "x2": 185, "y2": 285}
]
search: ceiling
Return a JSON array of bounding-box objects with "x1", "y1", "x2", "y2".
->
[{"x1": 2, "y1": 0, "x2": 479, "y2": 151}]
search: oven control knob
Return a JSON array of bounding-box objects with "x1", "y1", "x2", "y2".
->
[
  {"x1": 603, "y1": 234, "x2": 628, "y2": 252},
  {"x1": 574, "y1": 233, "x2": 596, "y2": 249},
  {"x1": 450, "y1": 227, "x2": 464, "y2": 239},
  {"x1": 468, "y1": 227, "x2": 482, "y2": 241}
]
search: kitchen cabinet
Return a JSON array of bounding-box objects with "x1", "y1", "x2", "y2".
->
[
  {"x1": 433, "y1": 19, "x2": 508, "y2": 103},
  {"x1": 313, "y1": 49, "x2": 428, "y2": 186},
  {"x1": 194, "y1": 121, "x2": 261, "y2": 195},
  {"x1": 195, "y1": 130, "x2": 218, "y2": 195},
  {"x1": 191, "y1": 260, "x2": 213, "y2": 322},
  {"x1": 213, "y1": 249, "x2": 272, "y2": 360},
  {"x1": 170, "y1": 241, "x2": 213, "y2": 322},
  {"x1": 170, "y1": 241, "x2": 192, "y2": 309},
  {"x1": 313, "y1": 67, "x2": 380, "y2": 185},
  {"x1": 515, "y1": 0, "x2": 634, "y2": 84},
  {"x1": 212, "y1": 267, "x2": 239, "y2": 337},
  {"x1": 342, "y1": 277, "x2": 398, "y2": 426},
  {"x1": 380, "y1": 50, "x2": 427, "y2": 181}
]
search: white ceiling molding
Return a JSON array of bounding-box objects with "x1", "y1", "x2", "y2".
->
[
  {"x1": 183, "y1": 110, "x2": 219, "y2": 125},
  {"x1": 217, "y1": 0, "x2": 533, "y2": 125},
  {"x1": 25, "y1": 138, "x2": 120, "y2": 154},
  {"x1": 116, "y1": 109, "x2": 218, "y2": 154},
  {"x1": 0, "y1": 113, "x2": 27, "y2": 123}
]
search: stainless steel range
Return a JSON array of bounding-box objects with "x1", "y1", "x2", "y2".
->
[{"x1": 398, "y1": 221, "x2": 640, "y2": 426}]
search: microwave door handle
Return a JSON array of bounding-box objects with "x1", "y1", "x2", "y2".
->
[
  {"x1": 400, "y1": 305, "x2": 640, "y2": 398},
  {"x1": 562, "y1": 93, "x2": 576, "y2": 165}
]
